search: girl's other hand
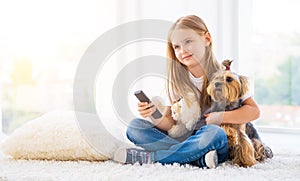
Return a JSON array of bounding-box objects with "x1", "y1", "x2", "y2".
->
[
  {"x1": 137, "y1": 102, "x2": 156, "y2": 118},
  {"x1": 204, "y1": 112, "x2": 224, "y2": 126}
]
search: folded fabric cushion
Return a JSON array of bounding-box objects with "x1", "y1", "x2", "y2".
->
[{"x1": 1, "y1": 111, "x2": 126, "y2": 161}]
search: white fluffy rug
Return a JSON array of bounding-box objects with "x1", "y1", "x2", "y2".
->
[{"x1": 0, "y1": 132, "x2": 300, "y2": 181}]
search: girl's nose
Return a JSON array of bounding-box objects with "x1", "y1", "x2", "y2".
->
[{"x1": 180, "y1": 45, "x2": 188, "y2": 53}]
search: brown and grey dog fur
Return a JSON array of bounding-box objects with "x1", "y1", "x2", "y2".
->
[
  {"x1": 245, "y1": 122, "x2": 273, "y2": 162},
  {"x1": 207, "y1": 60, "x2": 273, "y2": 167}
]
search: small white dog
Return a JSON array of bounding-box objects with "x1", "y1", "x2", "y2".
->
[{"x1": 168, "y1": 92, "x2": 201, "y2": 138}]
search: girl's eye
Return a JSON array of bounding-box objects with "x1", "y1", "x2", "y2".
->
[
  {"x1": 186, "y1": 40, "x2": 192, "y2": 44},
  {"x1": 173, "y1": 45, "x2": 180, "y2": 49}
]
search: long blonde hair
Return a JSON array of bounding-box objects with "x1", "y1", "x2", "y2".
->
[{"x1": 166, "y1": 15, "x2": 221, "y2": 109}]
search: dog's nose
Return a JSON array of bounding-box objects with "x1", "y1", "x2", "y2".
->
[{"x1": 215, "y1": 82, "x2": 221, "y2": 87}]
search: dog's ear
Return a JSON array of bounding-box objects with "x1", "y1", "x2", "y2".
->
[{"x1": 239, "y1": 75, "x2": 249, "y2": 97}]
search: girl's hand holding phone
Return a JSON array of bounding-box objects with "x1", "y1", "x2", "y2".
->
[{"x1": 137, "y1": 102, "x2": 156, "y2": 118}]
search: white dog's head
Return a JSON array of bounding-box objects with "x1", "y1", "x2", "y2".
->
[{"x1": 171, "y1": 92, "x2": 201, "y2": 123}]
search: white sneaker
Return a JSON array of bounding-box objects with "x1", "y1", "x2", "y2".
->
[{"x1": 204, "y1": 150, "x2": 218, "y2": 168}]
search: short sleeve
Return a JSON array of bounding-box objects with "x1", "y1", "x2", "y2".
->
[{"x1": 241, "y1": 91, "x2": 251, "y2": 102}]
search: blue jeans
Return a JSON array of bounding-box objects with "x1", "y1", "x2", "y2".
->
[{"x1": 126, "y1": 118, "x2": 229, "y2": 167}]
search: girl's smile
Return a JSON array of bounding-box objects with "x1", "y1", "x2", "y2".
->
[{"x1": 182, "y1": 54, "x2": 193, "y2": 60}]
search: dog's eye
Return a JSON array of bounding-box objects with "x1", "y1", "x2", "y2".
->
[{"x1": 226, "y1": 77, "x2": 233, "y2": 82}]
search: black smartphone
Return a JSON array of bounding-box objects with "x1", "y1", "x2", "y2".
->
[{"x1": 134, "y1": 90, "x2": 163, "y2": 119}]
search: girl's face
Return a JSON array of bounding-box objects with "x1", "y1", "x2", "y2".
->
[{"x1": 171, "y1": 29, "x2": 211, "y2": 69}]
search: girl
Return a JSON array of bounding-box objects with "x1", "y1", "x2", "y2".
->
[{"x1": 113, "y1": 15, "x2": 261, "y2": 168}]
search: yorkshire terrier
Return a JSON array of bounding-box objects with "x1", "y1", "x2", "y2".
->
[{"x1": 207, "y1": 60, "x2": 273, "y2": 167}]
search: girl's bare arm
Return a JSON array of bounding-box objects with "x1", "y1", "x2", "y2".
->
[
  {"x1": 205, "y1": 97, "x2": 261, "y2": 125},
  {"x1": 222, "y1": 97, "x2": 260, "y2": 124},
  {"x1": 138, "y1": 102, "x2": 175, "y2": 131}
]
